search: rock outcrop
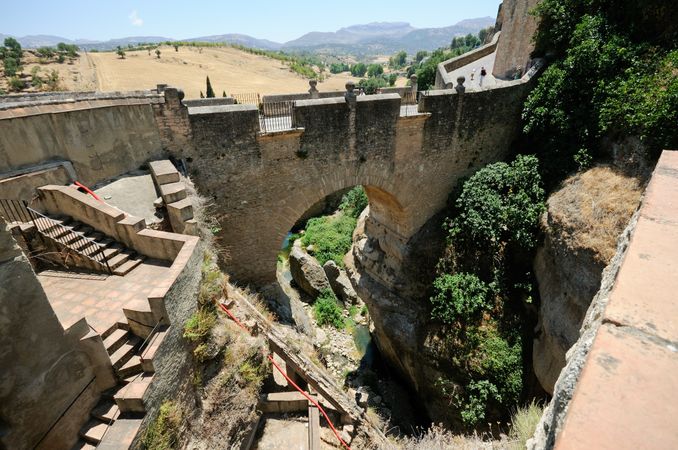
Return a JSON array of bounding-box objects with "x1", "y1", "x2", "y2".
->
[
  {"x1": 323, "y1": 260, "x2": 359, "y2": 304},
  {"x1": 533, "y1": 166, "x2": 642, "y2": 393},
  {"x1": 288, "y1": 240, "x2": 331, "y2": 300}
]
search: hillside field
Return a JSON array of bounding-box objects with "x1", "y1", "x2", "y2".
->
[{"x1": 86, "y1": 45, "x2": 368, "y2": 98}]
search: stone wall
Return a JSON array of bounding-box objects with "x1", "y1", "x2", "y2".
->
[
  {"x1": 0, "y1": 100, "x2": 164, "y2": 186},
  {"x1": 492, "y1": 0, "x2": 541, "y2": 79},
  {"x1": 0, "y1": 225, "x2": 98, "y2": 450},
  {"x1": 435, "y1": 32, "x2": 501, "y2": 89}
]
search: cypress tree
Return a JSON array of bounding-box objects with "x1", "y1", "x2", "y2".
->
[
  {"x1": 222, "y1": 90, "x2": 227, "y2": 97},
  {"x1": 206, "y1": 76, "x2": 215, "y2": 98},
  {"x1": 200, "y1": 91, "x2": 205, "y2": 98}
]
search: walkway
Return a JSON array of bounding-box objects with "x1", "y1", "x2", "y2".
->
[
  {"x1": 446, "y1": 51, "x2": 503, "y2": 90},
  {"x1": 39, "y1": 259, "x2": 171, "y2": 334}
]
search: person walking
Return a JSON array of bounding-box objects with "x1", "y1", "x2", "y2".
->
[{"x1": 480, "y1": 66, "x2": 487, "y2": 87}]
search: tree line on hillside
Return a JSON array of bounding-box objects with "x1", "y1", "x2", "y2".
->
[{"x1": 0, "y1": 38, "x2": 68, "y2": 94}]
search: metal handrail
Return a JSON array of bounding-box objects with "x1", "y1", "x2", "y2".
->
[{"x1": 26, "y1": 206, "x2": 112, "y2": 274}]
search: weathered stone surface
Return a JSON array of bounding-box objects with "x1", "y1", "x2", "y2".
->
[
  {"x1": 289, "y1": 241, "x2": 331, "y2": 300},
  {"x1": 323, "y1": 260, "x2": 359, "y2": 304},
  {"x1": 533, "y1": 167, "x2": 641, "y2": 393}
]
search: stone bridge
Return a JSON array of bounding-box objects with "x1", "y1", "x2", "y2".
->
[{"x1": 185, "y1": 77, "x2": 538, "y2": 285}]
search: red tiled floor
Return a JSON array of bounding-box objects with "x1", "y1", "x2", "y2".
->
[{"x1": 38, "y1": 259, "x2": 172, "y2": 334}]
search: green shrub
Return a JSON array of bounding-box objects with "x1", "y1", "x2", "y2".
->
[
  {"x1": 339, "y1": 186, "x2": 368, "y2": 218},
  {"x1": 430, "y1": 273, "x2": 491, "y2": 324},
  {"x1": 460, "y1": 380, "x2": 501, "y2": 426},
  {"x1": 301, "y1": 214, "x2": 356, "y2": 266},
  {"x1": 3, "y1": 57, "x2": 19, "y2": 77},
  {"x1": 183, "y1": 309, "x2": 216, "y2": 342},
  {"x1": 367, "y1": 63, "x2": 384, "y2": 77},
  {"x1": 8, "y1": 76, "x2": 23, "y2": 92},
  {"x1": 357, "y1": 76, "x2": 387, "y2": 94},
  {"x1": 142, "y1": 400, "x2": 181, "y2": 450},
  {"x1": 313, "y1": 289, "x2": 344, "y2": 329},
  {"x1": 446, "y1": 154, "x2": 545, "y2": 255}
]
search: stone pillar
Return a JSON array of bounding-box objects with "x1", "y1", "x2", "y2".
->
[
  {"x1": 308, "y1": 79, "x2": 319, "y2": 99},
  {"x1": 455, "y1": 76, "x2": 466, "y2": 94}
]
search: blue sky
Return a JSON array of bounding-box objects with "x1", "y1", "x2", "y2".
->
[{"x1": 0, "y1": 0, "x2": 502, "y2": 43}]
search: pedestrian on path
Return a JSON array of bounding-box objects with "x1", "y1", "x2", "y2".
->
[
  {"x1": 470, "y1": 68, "x2": 475, "y2": 82},
  {"x1": 480, "y1": 66, "x2": 487, "y2": 86}
]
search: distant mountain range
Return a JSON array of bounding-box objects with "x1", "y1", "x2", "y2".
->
[{"x1": 0, "y1": 17, "x2": 494, "y2": 55}]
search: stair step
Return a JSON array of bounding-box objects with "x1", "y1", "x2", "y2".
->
[
  {"x1": 70, "y1": 439, "x2": 97, "y2": 450},
  {"x1": 91, "y1": 400, "x2": 120, "y2": 422},
  {"x1": 71, "y1": 237, "x2": 98, "y2": 252},
  {"x1": 107, "y1": 252, "x2": 131, "y2": 270},
  {"x1": 140, "y1": 328, "x2": 168, "y2": 373},
  {"x1": 102, "y1": 245, "x2": 123, "y2": 259},
  {"x1": 103, "y1": 328, "x2": 129, "y2": 355},
  {"x1": 114, "y1": 374, "x2": 154, "y2": 413},
  {"x1": 109, "y1": 337, "x2": 140, "y2": 370},
  {"x1": 96, "y1": 417, "x2": 143, "y2": 450},
  {"x1": 117, "y1": 355, "x2": 143, "y2": 379},
  {"x1": 79, "y1": 418, "x2": 109, "y2": 445},
  {"x1": 113, "y1": 256, "x2": 145, "y2": 276}
]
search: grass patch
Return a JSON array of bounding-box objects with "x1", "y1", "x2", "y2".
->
[
  {"x1": 313, "y1": 289, "x2": 345, "y2": 329},
  {"x1": 546, "y1": 165, "x2": 642, "y2": 263},
  {"x1": 183, "y1": 308, "x2": 216, "y2": 343},
  {"x1": 142, "y1": 400, "x2": 182, "y2": 450},
  {"x1": 508, "y1": 401, "x2": 544, "y2": 449}
]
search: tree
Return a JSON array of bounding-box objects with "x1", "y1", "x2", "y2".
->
[
  {"x1": 350, "y1": 63, "x2": 367, "y2": 77},
  {"x1": 3, "y1": 37, "x2": 22, "y2": 61},
  {"x1": 366, "y1": 63, "x2": 383, "y2": 77},
  {"x1": 205, "y1": 76, "x2": 215, "y2": 98},
  {"x1": 116, "y1": 46, "x2": 126, "y2": 59},
  {"x1": 415, "y1": 50, "x2": 428, "y2": 62},
  {"x1": 200, "y1": 91, "x2": 205, "y2": 98},
  {"x1": 173, "y1": 44, "x2": 179, "y2": 52},
  {"x1": 222, "y1": 90, "x2": 227, "y2": 97},
  {"x1": 155, "y1": 49, "x2": 161, "y2": 59},
  {"x1": 36, "y1": 46, "x2": 55, "y2": 58},
  {"x1": 389, "y1": 50, "x2": 407, "y2": 68},
  {"x1": 388, "y1": 73, "x2": 397, "y2": 86}
]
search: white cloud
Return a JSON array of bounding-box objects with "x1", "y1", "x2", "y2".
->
[{"x1": 129, "y1": 10, "x2": 143, "y2": 27}]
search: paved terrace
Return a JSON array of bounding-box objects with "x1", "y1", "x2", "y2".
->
[
  {"x1": 38, "y1": 260, "x2": 172, "y2": 334},
  {"x1": 554, "y1": 150, "x2": 678, "y2": 449}
]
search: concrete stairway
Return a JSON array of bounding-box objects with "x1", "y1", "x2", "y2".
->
[
  {"x1": 35, "y1": 215, "x2": 145, "y2": 275},
  {"x1": 73, "y1": 324, "x2": 169, "y2": 449}
]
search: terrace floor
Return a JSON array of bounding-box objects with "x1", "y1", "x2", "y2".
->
[{"x1": 38, "y1": 259, "x2": 171, "y2": 334}]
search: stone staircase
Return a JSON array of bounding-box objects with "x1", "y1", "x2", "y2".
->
[
  {"x1": 32, "y1": 214, "x2": 145, "y2": 275},
  {"x1": 73, "y1": 323, "x2": 169, "y2": 449}
]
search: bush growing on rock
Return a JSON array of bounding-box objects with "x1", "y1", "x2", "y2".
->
[
  {"x1": 430, "y1": 273, "x2": 491, "y2": 324},
  {"x1": 339, "y1": 186, "x2": 368, "y2": 218},
  {"x1": 301, "y1": 214, "x2": 356, "y2": 266},
  {"x1": 313, "y1": 289, "x2": 345, "y2": 329}
]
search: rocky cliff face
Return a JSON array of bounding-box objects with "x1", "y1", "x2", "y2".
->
[
  {"x1": 345, "y1": 208, "x2": 455, "y2": 424},
  {"x1": 532, "y1": 166, "x2": 642, "y2": 393}
]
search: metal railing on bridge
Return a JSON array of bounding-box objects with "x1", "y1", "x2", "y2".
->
[
  {"x1": 231, "y1": 92, "x2": 296, "y2": 134},
  {"x1": 259, "y1": 100, "x2": 296, "y2": 133}
]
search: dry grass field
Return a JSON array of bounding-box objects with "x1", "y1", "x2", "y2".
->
[{"x1": 86, "y1": 45, "x2": 366, "y2": 98}]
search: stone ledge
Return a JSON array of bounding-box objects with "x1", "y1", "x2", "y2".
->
[{"x1": 554, "y1": 324, "x2": 678, "y2": 450}]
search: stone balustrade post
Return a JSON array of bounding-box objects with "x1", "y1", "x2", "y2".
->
[
  {"x1": 308, "y1": 79, "x2": 319, "y2": 99},
  {"x1": 455, "y1": 76, "x2": 466, "y2": 94}
]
